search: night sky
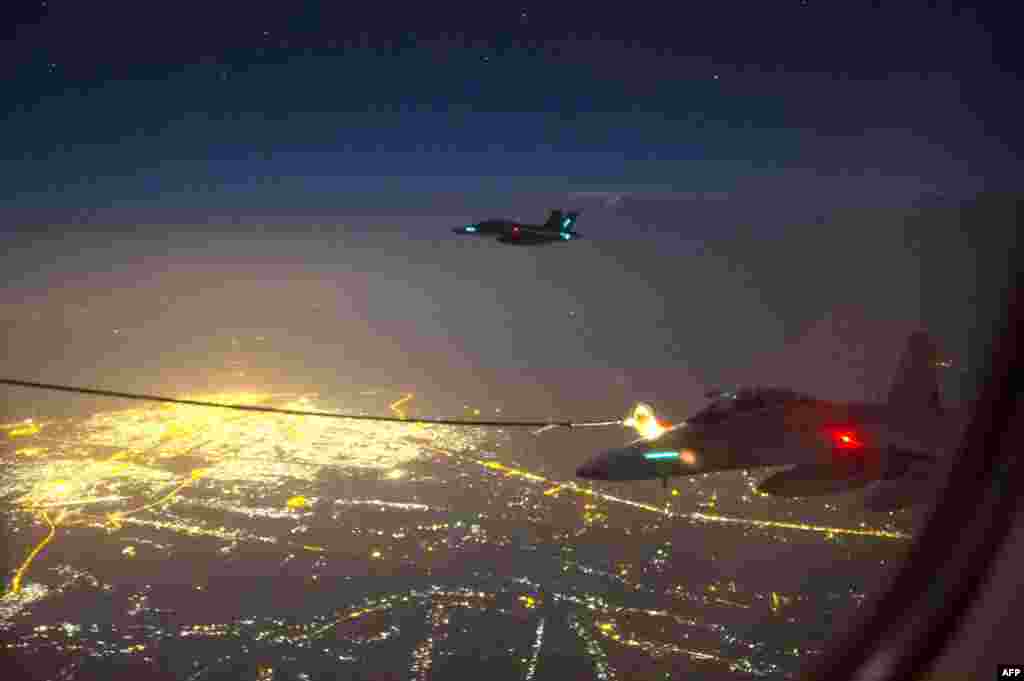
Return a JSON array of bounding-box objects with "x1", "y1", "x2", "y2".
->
[{"x1": 1, "y1": 3, "x2": 1018, "y2": 421}]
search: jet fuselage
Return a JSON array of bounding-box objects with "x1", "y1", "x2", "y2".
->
[
  {"x1": 576, "y1": 393, "x2": 963, "y2": 508},
  {"x1": 453, "y1": 210, "x2": 582, "y2": 246}
]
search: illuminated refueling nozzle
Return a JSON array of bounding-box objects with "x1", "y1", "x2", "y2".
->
[{"x1": 623, "y1": 402, "x2": 667, "y2": 440}]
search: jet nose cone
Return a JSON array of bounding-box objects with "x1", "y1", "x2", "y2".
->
[{"x1": 576, "y1": 458, "x2": 608, "y2": 480}]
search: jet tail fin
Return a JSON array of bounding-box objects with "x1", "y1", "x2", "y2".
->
[
  {"x1": 887, "y1": 331, "x2": 943, "y2": 413},
  {"x1": 544, "y1": 210, "x2": 580, "y2": 231},
  {"x1": 544, "y1": 210, "x2": 564, "y2": 230}
]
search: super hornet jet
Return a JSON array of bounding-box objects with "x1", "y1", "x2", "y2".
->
[
  {"x1": 452, "y1": 209, "x2": 581, "y2": 245},
  {"x1": 576, "y1": 332, "x2": 964, "y2": 511}
]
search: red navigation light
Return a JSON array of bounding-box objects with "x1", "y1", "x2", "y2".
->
[
  {"x1": 512, "y1": 225, "x2": 520, "y2": 232},
  {"x1": 827, "y1": 427, "x2": 864, "y2": 451}
]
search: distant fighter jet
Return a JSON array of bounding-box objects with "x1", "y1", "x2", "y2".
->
[
  {"x1": 576, "y1": 332, "x2": 963, "y2": 511},
  {"x1": 452, "y1": 209, "x2": 581, "y2": 246}
]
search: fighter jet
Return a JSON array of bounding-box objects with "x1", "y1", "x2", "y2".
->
[
  {"x1": 576, "y1": 331, "x2": 963, "y2": 511},
  {"x1": 452, "y1": 209, "x2": 581, "y2": 245}
]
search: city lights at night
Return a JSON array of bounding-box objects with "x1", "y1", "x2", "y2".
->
[
  {"x1": 1, "y1": 4, "x2": 1008, "y2": 677},
  {"x1": 2, "y1": 391, "x2": 912, "y2": 678}
]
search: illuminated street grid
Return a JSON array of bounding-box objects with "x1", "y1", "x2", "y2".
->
[{"x1": 2, "y1": 393, "x2": 910, "y2": 679}]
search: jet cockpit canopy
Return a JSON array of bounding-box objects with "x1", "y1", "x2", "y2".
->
[{"x1": 690, "y1": 386, "x2": 813, "y2": 426}]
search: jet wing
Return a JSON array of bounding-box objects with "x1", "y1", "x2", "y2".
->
[
  {"x1": 497, "y1": 232, "x2": 557, "y2": 245},
  {"x1": 577, "y1": 425, "x2": 768, "y2": 481},
  {"x1": 757, "y1": 464, "x2": 876, "y2": 497},
  {"x1": 862, "y1": 449, "x2": 941, "y2": 511}
]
